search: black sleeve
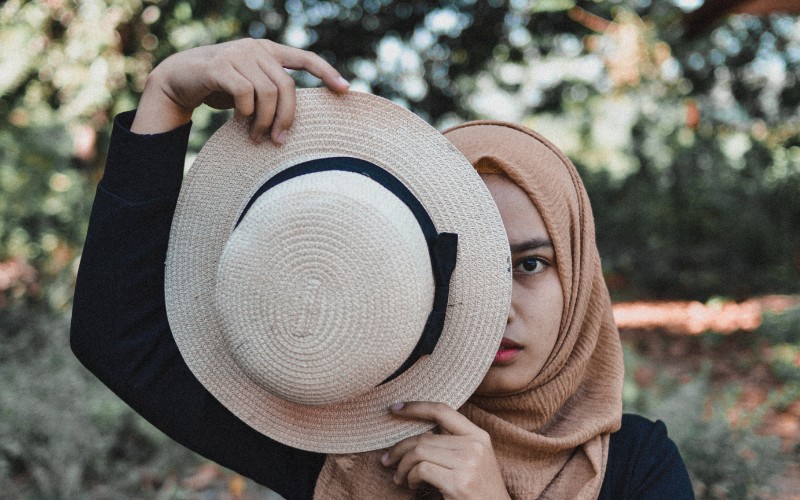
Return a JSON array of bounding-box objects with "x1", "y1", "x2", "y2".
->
[
  {"x1": 70, "y1": 111, "x2": 325, "y2": 500},
  {"x1": 600, "y1": 414, "x2": 695, "y2": 499}
]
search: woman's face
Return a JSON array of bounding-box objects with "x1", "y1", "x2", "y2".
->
[{"x1": 475, "y1": 174, "x2": 564, "y2": 396}]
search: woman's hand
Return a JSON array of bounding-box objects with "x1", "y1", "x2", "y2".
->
[
  {"x1": 382, "y1": 402, "x2": 511, "y2": 500},
  {"x1": 131, "y1": 38, "x2": 349, "y2": 142}
]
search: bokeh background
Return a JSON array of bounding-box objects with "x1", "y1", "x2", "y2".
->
[{"x1": 2, "y1": 0, "x2": 799, "y2": 498}]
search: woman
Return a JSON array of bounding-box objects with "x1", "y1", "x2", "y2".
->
[{"x1": 71, "y1": 38, "x2": 693, "y2": 499}]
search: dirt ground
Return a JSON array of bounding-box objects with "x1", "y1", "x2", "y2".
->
[
  {"x1": 615, "y1": 297, "x2": 800, "y2": 499},
  {"x1": 615, "y1": 297, "x2": 800, "y2": 451}
]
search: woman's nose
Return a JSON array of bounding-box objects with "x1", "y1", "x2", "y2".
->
[{"x1": 507, "y1": 298, "x2": 516, "y2": 324}]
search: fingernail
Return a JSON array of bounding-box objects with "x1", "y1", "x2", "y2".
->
[
  {"x1": 393, "y1": 473, "x2": 400, "y2": 485},
  {"x1": 390, "y1": 402, "x2": 405, "y2": 412},
  {"x1": 381, "y1": 452, "x2": 389, "y2": 465},
  {"x1": 337, "y1": 76, "x2": 350, "y2": 87},
  {"x1": 275, "y1": 130, "x2": 287, "y2": 144}
]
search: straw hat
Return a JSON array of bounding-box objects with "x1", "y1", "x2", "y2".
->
[{"x1": 164, "y1": 89, "x2": 512, "y2": 453}]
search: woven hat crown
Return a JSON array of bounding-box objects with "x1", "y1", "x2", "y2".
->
[{"x1": 215, "y1": 170, "x2": 435, "y2": 405}]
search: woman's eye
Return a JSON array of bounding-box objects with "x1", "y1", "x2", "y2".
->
[{"x1": 514, "y1": 257, "x2": 548, "y2": 275}]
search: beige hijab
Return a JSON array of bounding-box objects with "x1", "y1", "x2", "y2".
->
[{"x1": 315, "y1": 121, "x2": 624, "y2": 499}]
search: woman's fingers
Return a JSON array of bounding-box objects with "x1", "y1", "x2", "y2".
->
[
  {"x1": 383, "y1": 433, "x2": 461, "y2": 466},
  {"x1": 214, "y1": 64, "x2": 256, "y2": 120},
  {"x1": 223, "y1": 39, "x2": 349, "y2": 143},
  {"x1": 267, "y1": 42, "x2": 350, "y2": 92},
  {"x1": 390, "y1": 401, "x2": 479, "y2": 436},
  {"x1": 384, "y1": 402, "x2": 510, "y2": 499},
  {"x1": 390, "y1": 436, "x2": 461, "y2": 486},
  {"x1": 228, "y1": 59, "x2": 278, "y2": 141},
  {"x1": 134, "y1": 38, "x2": 348, "y2": 139},
  {"x1": 256, "y1": 41, "x2": 348, "y2": 142},
  {"x1": 407, "y1": 461, "x2": 451, "y2": 491},
  {"x1": 255, "y1": 57, "x2": 295, "y2": 143}
]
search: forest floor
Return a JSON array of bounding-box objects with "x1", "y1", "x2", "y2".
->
[{"x1": 617, "y1": 296, "x2": 800, "y2": 500}]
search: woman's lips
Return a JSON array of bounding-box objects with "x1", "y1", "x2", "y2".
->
[{"x1": 493, "y1": 338, "x2": 522, "y2": 364}]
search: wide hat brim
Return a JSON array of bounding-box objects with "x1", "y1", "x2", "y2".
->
[{"x1": 165, "y1": 89, "x2": 511, "y2": 453}]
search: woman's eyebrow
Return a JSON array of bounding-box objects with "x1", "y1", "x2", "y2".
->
[{"x1": 509, "y1": 237, "x2": 553, "y2": 254}]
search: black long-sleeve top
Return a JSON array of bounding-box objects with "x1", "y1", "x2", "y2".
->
[{"x1": 71, "y1": 110, "x2": 695, "y2": 500}]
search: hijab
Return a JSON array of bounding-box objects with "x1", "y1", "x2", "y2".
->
[{"x1": 315, "y1": 121, "x2": 624, "y2": 499}]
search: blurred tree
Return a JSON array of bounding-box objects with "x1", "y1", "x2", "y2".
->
[
  {"x1": 1, "y1": 0, "x2": 799, "y2": 300},
  {"x1": 0, "y1": 0, "x2": 243, "y2": 307},
  {"x1": 455, "y1": 2, "x2": 800, "y2": 298}
]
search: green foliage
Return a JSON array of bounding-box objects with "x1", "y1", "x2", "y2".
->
[
  {"x1": 0, "y1": 305, "x2": 117, "y2": 497},
  {"x1": 3, "y1": 0, "x2": 799, "y2": 300},
  {"x1": 768, "y1": 343, "x2": 800, "y2": 383},
  {"x1": 766, "y1": 381, "x2": 800, "y2": 413},
  {"x1": 518, "y1": 10, "x2": 800, "y2": 299},
  {"x1": 0, "y1": 302, "x2": 273, "y2": 497},
  {"x1": 758, "y1": 305, "x2": 800, "y2": 346},
  {"x1": 757, "y1": 306, "x2": 800, "y2": 385},
  {"x1": 583, "y1": 121, "x2": 800, "y2": 299},
  {"x1": 0, "y1": 125, "x2": 92, "y2": 279},
  {"x1": 2, "y1": 0, "x2": 799, "y2": 496},
  {"x1": 623, "y1": 344, "x2": 788, "y2": 499},
  {"x1": 0, "y1": 0, "x2": 243, "y2": 301},
  {"x1": 673, "y1": 391, "x2": 783, "y2": 500}
]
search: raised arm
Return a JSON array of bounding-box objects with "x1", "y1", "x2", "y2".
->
[{"x1": 70, "y1": 39, "x2": 348, "y2": 500}]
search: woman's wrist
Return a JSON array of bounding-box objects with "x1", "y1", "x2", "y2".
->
[{"x1": 130, "y1": 69, "x2": 193, "y2": 134}]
